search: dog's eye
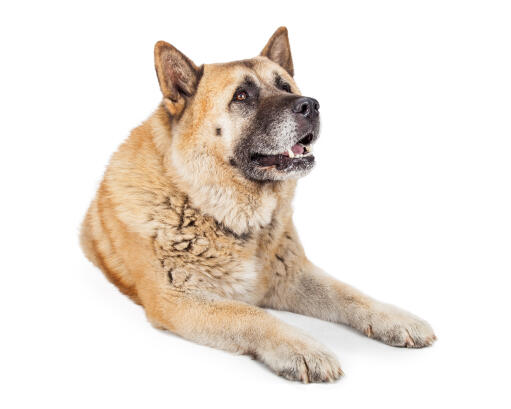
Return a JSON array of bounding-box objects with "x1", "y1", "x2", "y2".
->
[
  {"x1": 281, "y1": 83, "x2": 292, "y2": 93},
  {"x1": 234, "y1": 90, "x2": 248, "y2": 102}
]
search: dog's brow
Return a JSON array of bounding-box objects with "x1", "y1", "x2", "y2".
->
[
  {"x1": 241, "y1": 76, "x2": 258, "y2": 89},
  {"x1": 274, "y1": 72, "x2": 286, "y2": 87}
]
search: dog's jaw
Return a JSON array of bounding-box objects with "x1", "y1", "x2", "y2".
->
[{"x1": 230, "y1": 103, "x2": 320, "y2": 182}]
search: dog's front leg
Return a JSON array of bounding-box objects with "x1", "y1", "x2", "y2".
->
[
  {"x1": 110, "y1": 219, "x2": 342, "y2": 383},
  {"x1": 136, "y1": 278, "x2": 342, "y2": 383},
  {"x1": 260, "y1": 228, "x2": 436, "y2": 348}
]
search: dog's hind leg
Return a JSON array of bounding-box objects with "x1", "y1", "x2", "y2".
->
[{"x1": 260, "y1": 227, "x2": 436, "y2": 348}]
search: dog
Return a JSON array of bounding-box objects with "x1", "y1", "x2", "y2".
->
[{"x1": 80, "y1": 27, "x2": 436, "y2": 383}]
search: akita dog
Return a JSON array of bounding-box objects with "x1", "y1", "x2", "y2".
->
[{"x1": 81, "y1": 27, "x2": 436, "y2": 383}]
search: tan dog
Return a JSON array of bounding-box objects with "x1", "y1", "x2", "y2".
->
[{"x1": 81, "y1": 27, "x2": 436, "y2": 383}]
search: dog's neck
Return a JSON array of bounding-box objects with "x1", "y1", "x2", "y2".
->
[{"x1": 150, "y1": 106, "x2": 296, "y2": 236}]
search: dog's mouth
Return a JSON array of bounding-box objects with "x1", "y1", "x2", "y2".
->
[{"x1": 250, "y1": 133, "x2": 315, "y2": 171}]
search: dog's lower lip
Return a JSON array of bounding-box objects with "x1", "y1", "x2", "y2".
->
[
  {"x1": 250, "y1": 151, "x2": 314, "y2": 170},
  {"x1": 250, "y1": 142, "x2": 312, "y2": 162}
]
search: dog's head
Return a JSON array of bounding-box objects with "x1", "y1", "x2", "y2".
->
[{"x1": 154, "y1": 27, "x2": 320, "y2": 182}]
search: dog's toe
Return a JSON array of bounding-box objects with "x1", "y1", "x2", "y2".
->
[
  {"x1": 264, "y1": 336, "x2": 343, "y2": 383},
  {"x1": 361, "y1": 303, "x2": 436, "y2": 348}
]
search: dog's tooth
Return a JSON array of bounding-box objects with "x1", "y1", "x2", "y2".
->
[{"x1": 287, "y1": 148, "x2": 295, "y2": 158}]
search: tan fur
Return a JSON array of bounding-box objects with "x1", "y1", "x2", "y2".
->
[{"x1": 81, "y1": 27, "x2": 435, "y2": 383}]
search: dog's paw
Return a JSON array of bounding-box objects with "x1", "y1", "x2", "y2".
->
[
  {"x1": 261, "y1": 336, "x2": 343, "y2": 383},
  {"x1": 362, "y1": 303, "x2": 436, "y2": 348}
]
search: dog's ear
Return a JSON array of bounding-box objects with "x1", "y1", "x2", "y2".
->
[
  {"x1": 154, "y1": 41, "x2": 200, "y2": 116},
  {"x1": 260, "y1": 26, "x2": 294, "y2": 77}
]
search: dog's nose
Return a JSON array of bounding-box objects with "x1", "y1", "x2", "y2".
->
[{"x1": 292, "y1": 97, "x2": 320, "y2": 119}]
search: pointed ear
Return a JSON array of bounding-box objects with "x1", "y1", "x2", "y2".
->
[
  {"x1": 154, "y1": 41, "x2": 200, "y2": 114},
  {"x1": 260, "y1": 26, "x2": 294, "y2": 77}
]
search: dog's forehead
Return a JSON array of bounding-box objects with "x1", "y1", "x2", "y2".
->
[{"x1": 202, "y1": 57, "x2": 288, "y2": 88}]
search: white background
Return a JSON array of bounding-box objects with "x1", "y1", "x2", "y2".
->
[{"x1": 1, "y1": 1, "x2": 510, "y2": 408}]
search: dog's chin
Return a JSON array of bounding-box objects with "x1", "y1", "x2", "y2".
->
[{"x1": 237, "y1": 154, "x2": 316, "y2": 182}]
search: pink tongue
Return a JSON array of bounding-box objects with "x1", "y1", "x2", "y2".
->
[{"x1": 291, "y1": 144, "x2": 304, "y2": 155}]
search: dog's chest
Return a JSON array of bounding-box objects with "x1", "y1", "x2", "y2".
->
[{"x1": 151, "y1": 195, "x2": 263, "y2": 302}]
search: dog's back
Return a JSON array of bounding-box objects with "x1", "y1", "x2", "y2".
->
[{"x1": 80, "y1": 113, "x2": 169, "y2": 304}]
